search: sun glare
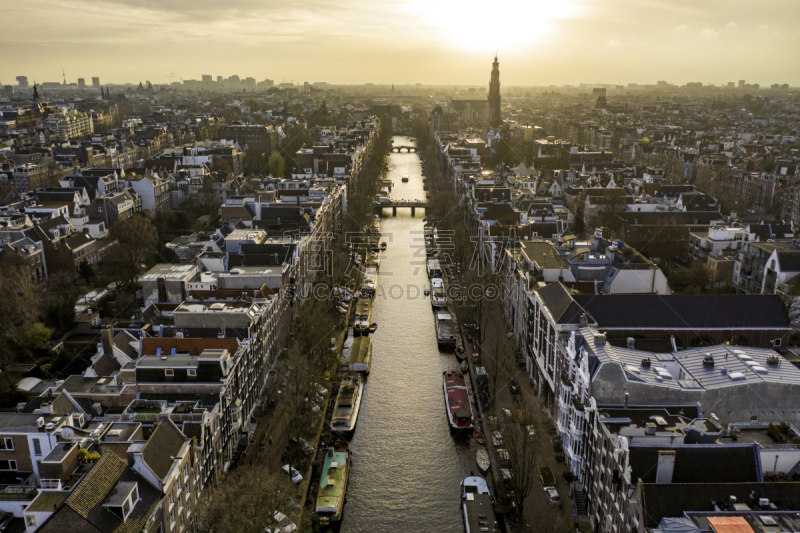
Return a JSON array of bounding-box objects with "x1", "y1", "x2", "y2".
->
[{"x1": 422, "y1": 0, "x2": 579, "y2": 52}]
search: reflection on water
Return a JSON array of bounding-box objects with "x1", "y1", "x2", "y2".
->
[{"x1": 341, "y1": 137, "x2": 475, "y2": 532}]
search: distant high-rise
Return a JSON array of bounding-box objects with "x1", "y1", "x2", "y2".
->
[
  {"x1": 217, "y1": 76, "x2": 223, "y2": 84},
  {"x1": 738, "y1": 80, "x2": 745, "y2": 89},
  {"x1": 92, "y1": 77, "x2": 100, "y2": 88},
  {"x1": 202, "y1": 74, "x2": 212, "y2": 84},
  {"x1": 78, "y1": 78, "x2": 86, "y2": 88},
  {"x1": 488, "y1": 54, "x2": 501, "y2": 127},
  {"x1": 16, "y1": 76, "x2": 28, "y2": 87},
  {"x1": 304, "y1": 81, "x2": 311, "y2": 92}
]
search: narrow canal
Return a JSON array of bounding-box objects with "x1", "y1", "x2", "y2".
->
[{"x1": 341, "y1": 136, "x2": 476, "y2": 532}]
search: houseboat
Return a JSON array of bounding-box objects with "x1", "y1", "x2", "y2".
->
[
  {"x1": 431, "y1": 278, "x2": 447, "y2": 308},
  {"x1": 443, "y1": 370, "x2": 473, "y2": 431},
  {"x1": 348, "y1": 336, "x2": 372, "y2": 374},
  {"x1": 366, "y1": 251, "x2": 380, "y2": 271},
  {"x1": 313, "y1": 442, "x2": 351, "y2": 526},
  {"x1": 435, "y1": 310, "x2": 456, "y2": 350},
  {"x1": 360, "y1": 266, "x2": 378, "y2": 298},
  {"x1": 427, "y1": 258, "x2": 442, "y2": 278},
  {"x1": 401, "y1": 175, "x2": 409, "y2": 182},
  {"x1": 331, "y1": 375, "x2": 364, "y2": 436},
  {"x1": 461, "y1": 476, "x2": 499, "y2": 533},
  {"x1": 353, "y1": 298, "x2": 373, "y2": 336}
]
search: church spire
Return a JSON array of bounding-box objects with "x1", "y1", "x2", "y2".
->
[{"x1": 488, "y1": 54, "x2": 501, "y2": 127}]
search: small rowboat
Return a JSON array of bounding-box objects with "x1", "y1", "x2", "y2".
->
[
  {"x1": 368, "y1": 323, "x2": 378, "y2": 333},
  {"x1": 473, "y1": 430, "x2": 486, "y2": 445},
  {"x1": 455, "y1": 347, "x2": 466, "y2": 362},
  {"x1": 477, "y1": 448, "x2": 490, "y2": 474},
  {"x1": 460, "y1": 360, "x2": 469, "y2": 374}
]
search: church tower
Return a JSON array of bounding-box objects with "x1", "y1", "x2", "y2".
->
[{"x1": 488, "y1": 54, "x2": 501, "y2": 126}]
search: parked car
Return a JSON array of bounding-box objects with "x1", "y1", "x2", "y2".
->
[
  {"x1": 544, "y1": 486, "x2": 561, "y2": 507},
  {"x1": 492, "y1": 431, "x2": 503, "y2": 447},
  {"x1": 281, "y1": 464, "x2": 303, "y2": 484},
  {"x1": 266, "y1": 511, "x2": 297, "y2": 532}
]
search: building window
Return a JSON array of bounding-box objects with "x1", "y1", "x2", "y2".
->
[
  {"x1": 187, "y1": 369, "x2": 197, "y2": 377},
  {"x1": 0, "y1": 438, "x2": 13, "y2": 450},
  {"x1": 0, "y1": 460, "x2": 18, "y2": 470},
  {"x1": 774, "y1": 338, "x2": 782, "y2": 347},
  {"x1": 32, "y1": 438, "x2": 41, "y2": 456},
  {"x1": 165, "y1": 369, "x2": 174, "y2": 377}
]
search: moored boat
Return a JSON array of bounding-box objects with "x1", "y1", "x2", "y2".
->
[
  {"x1": 431, "y1": 278, "x2": 447, "y2": 308},
  {"x1": 380, "y1": 241, "x2": 387, "y2": 251},
  {"x1": 401, "y1": 175, "x2": 409, "y2": 182},
  {"x1": 427, "y1": 258, "x2": 442, "y2": 278},
  {"x1": 443, "y1": 370, "x2": 473, "y2": 431},
  {"x1": 348, "y1": 336, "x2": 372, "y2": 374},
  {"x1": 455, "y1": 347, "x2": 466, "y2": 362},
  {"x1": 461, "y1": 476, "x2": 499, "y2": 533},
  {"x1": 331, "y1": 375, "x2": 364, "y2": 436},
  {"x1": 313, "y1": 442, "x2": 350, "y2": 526},
  {"x1": 473, "y1": 430, "x2": 485, "y2": 445},
  {"x1": 476, "y1": 449, "x2": 490, "y2": 474},
  {"x1": 353, "y1": 298, "x2": 373, "y2": 336},
  {"x1": 435, "y1": 309, "x2": 456, "y2": 350}
]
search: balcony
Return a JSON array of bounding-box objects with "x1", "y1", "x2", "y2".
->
[{"x1": 39, "y1": 479, "x2": 63, "y2": 490}]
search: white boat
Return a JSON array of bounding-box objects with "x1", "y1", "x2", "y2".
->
[
  {"x1": 330, "y1": 375, "x2": 364, "y2": 436},
  {"x1": 427, "y1": 258, "x2": 442, "y2": 278},
  {"x1": 461, "y1": 476, "x2": 499, "y2": 533},
  {"x1": 430, "y1": 278, "x2": 447, "y2": 308},
  {"x1": 476, "y1": 449, "x2": 490, "y2": 474},
  {"x1": 435, "y1": 310, "x2": 456, "y2": 349}
]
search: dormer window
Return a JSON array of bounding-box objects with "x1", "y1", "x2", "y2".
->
[{"x1": 103, "y1": 481, "x2": 140, "y2": 522}]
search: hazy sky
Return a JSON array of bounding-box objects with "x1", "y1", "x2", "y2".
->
[{"x1": 1, "y1": 0, "x2": 798, "y2": 87}]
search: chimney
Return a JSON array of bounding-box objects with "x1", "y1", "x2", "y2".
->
[
  {"x1": 624, "y1": 392, "x2": 629, "y2": 408},
  {"x1": 101, "y1": 327, "x2": 114, "y2": 356},
  {"x1": 655, "y1": 450, "x2": 676, "y2": 484},
  {"x1": 157, "y1": 277, "x2": 167, "y2": 302},
  {"x1": 627, "y1": 337, "x2": 635, "y2": 349}
]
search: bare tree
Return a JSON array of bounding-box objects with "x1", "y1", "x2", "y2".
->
[
  {"x1": 500, "y1": 397, "x2": 545, "y2": 518},
  {"x1": 0, "y1": 256, "x2": 40, "y2": 366},
  {"x1": 101, "y1": 215, "x2": 159, "y2": 291},
  {"x1": 199, "y1": 466, "x2": 296, "y2": 533}
]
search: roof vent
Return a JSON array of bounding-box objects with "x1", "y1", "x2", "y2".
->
[
  {"x1": 702, "y1": 355, "x2": 715, "y2": 367},
  {"x1": 640, "y1": 358, "x2": 651, "y2": 368},
  {"x1": 645, "y1": 423, "x2": 657, "y2": 435},
  {"x1": 766, "y1": 355, "x2": 780, "y2": 365}
]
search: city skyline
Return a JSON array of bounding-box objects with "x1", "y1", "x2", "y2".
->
[{"x1": 2, "y1": 0, "x2": 799, "y2": 87}]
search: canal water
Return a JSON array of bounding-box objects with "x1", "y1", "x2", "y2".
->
[{"x1": 341, "y1": 137, "x2": 476, "y2": 532}]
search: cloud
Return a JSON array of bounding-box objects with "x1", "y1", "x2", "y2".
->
[
  {"x1": 726, "y1": 22, "x2": 738, "y2": 31},
  {"x1": 675, "y1": 25, "x2": 690, "y2": 34},
  {"x1": 701, "y1": 28, "x2": 720, "y2": 39}
]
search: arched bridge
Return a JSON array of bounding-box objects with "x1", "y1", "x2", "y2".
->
[
  {"x1": 374, "y1": 199, "x2": 428, "y2": 216},
  {"x1": 390, "y1": 145, "x2": 417, "y2": 153}
]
